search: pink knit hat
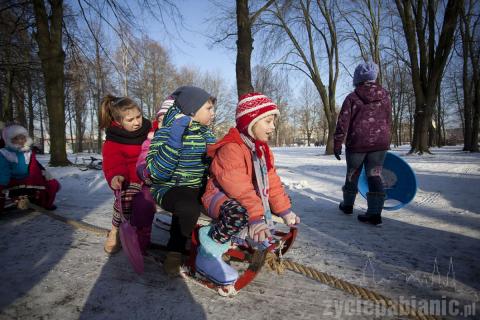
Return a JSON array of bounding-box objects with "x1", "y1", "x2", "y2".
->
[
  {"x1": 235, "y1": 92, "x2": 279, "y2": 137},
  {"x1": 156, "y1": 96, "x2": 175, "y2": 117}
]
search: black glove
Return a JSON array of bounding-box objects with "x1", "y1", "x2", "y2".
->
[{"x1": 334, "y1": 150, "x2": 341, "y2": 160}]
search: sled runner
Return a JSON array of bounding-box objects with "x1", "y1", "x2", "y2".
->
[
  {"x1": 180, "y1": 222, "x2": 298, "y2": 297},
  {"x1": 358, "y1": 151, "x2": 417, "y2": 210}
]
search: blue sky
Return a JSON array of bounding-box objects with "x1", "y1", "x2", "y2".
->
[
  {"x1": 141, "y1": 0, "x2": 237, "y2": 87},
  {"x1": 136, "y1": 0, "x2": 353, "y2": 103}
]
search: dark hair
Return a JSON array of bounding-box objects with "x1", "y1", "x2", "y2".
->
[{"x1": 99, "y1": 94, "x2": 141, "y2": 129}]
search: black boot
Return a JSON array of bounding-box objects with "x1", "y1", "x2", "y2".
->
[
  {"x1": 358, "y1": 192, "x2": 385, "y2": 226},
  {"x1": 339, "y1": 186, "x2": 357, "y2": 214}
]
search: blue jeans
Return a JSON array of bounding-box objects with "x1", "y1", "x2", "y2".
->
[{"x1": 344, "y1": 150, "x2": 387, "y2": 193}]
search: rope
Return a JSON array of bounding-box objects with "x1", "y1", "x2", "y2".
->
[
  {"x1": 17, "y1": 205, "x2": 438, "y2": 319},
  {"x1": 28, "y1": 203, "x2": 109, "y2": 236},
  {"x1": 265, "y1": 252, "x2": 439, "y2": 320}
]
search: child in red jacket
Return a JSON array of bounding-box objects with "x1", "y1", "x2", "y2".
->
[
  {"x1": 198, "y1": 93, "x2": 300, "y2": 286},
  {"x1": 100, "y1": 95, "x2": 151, "y2": 254}
]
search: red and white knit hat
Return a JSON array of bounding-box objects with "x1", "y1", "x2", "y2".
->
[{"x1": 236, "y1": 92, "x2": 279, "y2": 137}]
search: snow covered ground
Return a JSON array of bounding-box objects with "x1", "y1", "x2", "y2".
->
[{"x1": 0, "y1": 145, "x2": 479, "y2": 319}]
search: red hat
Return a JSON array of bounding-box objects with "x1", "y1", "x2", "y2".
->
[{"x1": 235, "y1": 92, "x2": 279, "y2": 137}]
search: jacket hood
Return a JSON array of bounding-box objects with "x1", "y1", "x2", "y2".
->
[
  {"x1": 207, "y1": 128, "x2": 243, "y2": 158},
  {"x1": 2, "y1": 124, "x2": 33, "y2": 152},
  {"x1": 354, "y1": 82, "x2": 388, "y2": 104}
]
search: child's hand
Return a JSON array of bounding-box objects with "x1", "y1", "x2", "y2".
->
[
  {"x1": 248, "y1": 221, "x2": 272, "y2": 243},
  {"x1": 281, "y1": 211, "x2": 300, "y2": 226},
  {"x1": 110, "y1": 175, "x2": 125, "y2": 190},
  {"x1": 166, "y1": 116, "x2": 192, "y2": 148}
]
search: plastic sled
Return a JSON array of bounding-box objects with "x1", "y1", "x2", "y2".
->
[
  {"x1": 358, "y1": 151, "x2": 417, "y2": 211},
  {"x1": 115, "y1": 191, "x2": 144, "y2": 275},
  {"x1": 183, "y1": 222, "x2": 297, "y2": 296}
]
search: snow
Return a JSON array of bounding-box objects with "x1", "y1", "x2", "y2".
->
[{"x1": 0, "y1": 146, "x2": 479, "y2": 319}]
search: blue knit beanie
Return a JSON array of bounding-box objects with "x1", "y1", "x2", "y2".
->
[
  {"x1": 172, "y1": 86, "x2": 213, "y2": 116},
  {"x1": 353, "y1": 61, "x2": 379, "y2": 86}
]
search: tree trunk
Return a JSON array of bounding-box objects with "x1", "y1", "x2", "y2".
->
[
  {"x1": 95, "y1": 40, "x2": 104, "y2": 154},
  {"x1": 27, "y1": 77, "x2": 34, "y2": 137},
  {"x1": 1, "y1": 69, "x2": 14, "y2": 122},
  {"x1": 396, "y1": 0, "x2": 462, "y2": 154},
  {"x1": 67, "y1": 105, "x2": 74, "y2": 152},
  {"x1": 15, "y1": 83, "x2": 27, "y2": 127},
  {"x1": 236, "y1": 0, "x2": 255, "y2": 98},
  {"x1": 32, "y1": 0, "x2": 69, "y2": 165},
  {"x1": 39, "y1": 100, "x2": 45, "y2": 152},
  {"x1": 471, "y1": 81, "x2": 480, "y2": 152}
]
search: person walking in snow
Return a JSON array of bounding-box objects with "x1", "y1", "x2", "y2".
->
[
  {"x1": 198, "y1": 92, "x2": 300, "y2": 286},
  {"x1": 100, "y1": 95, "x2": 151, "y2": 254},
  {"x1": 132, "y1": 95, "x2": 175, "y2": 255},
  {"x1": 0, "y1": 124, "x2": 60, "y2": 212},
  {"x1": 334, "y1": 61, "x2": 392, "y2": 226},
  {"x1": 146, "y1": 86, "x2": 216, "y2": 277}
]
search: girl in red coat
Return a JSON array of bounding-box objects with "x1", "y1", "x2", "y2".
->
[{"x1": 100, "y1": 95, "x2": 151, "y2": 254}]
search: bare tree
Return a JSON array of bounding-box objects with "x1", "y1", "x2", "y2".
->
[
  {"x1": 260, "y1": 0, "x2": 340, "y2": 154},
  {"x1": 31, "y1": 0, "x2": 69, "y2": 165},
  {"x1": 340, "y1": 0, "x2": 384, "y2": 84},
  {"x1": 252, "y1": 65, "x2": 292, "y2": 146},
  {"x1": 394, "y1": 0, "x2": 463, "y2": 154},
  {"x1": 297, "y1": 81, "x2": 318, "y2": 146},
  {"x1": 459, "y1": 0, "x2": 480, "y2": 152},
  {"x1": 234, "y1": 0, "x2": 276, "y2": 98}
]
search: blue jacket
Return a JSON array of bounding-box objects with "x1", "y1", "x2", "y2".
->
[{"x1": 0, "y1": 147, "x2": 30, "y2": 186}]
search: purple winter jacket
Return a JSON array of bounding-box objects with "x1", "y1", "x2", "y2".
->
[{"x1": 334, "y1": 82, "x2": 392, "y2": 153}]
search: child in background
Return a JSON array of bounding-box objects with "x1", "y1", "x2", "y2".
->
[
  {"x1": 146, "y1": 86, "x2": 216, "y2": 277},
  {"x1": 198, "y1": 92, "x2": 300, "y2": 285},
  {"x1": 100, "y1": 95, "x2": 151, "y2": 254},
  {"x1": 334, "y1": 61, "x2": 392, "y2": 226},
  {"x1": 132, "y1": 96, "x2": 175, "y2": 254},
  {"x1": 0, "y1": 124, "x2": 60, "y2": 212}
]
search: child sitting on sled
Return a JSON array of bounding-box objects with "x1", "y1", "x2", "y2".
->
[
  {"x1": 198, "y1": 92, "x2": 300, "y2": 285},
  {"x1": 146, "y1": 86, "x2": 216, "y2": 277},
  {"x1": 0, "y1": 124, "x2": 60, "y2": 212},
  {"x1": 132, "y1": 95, "x2": 175, "y2": 255}
]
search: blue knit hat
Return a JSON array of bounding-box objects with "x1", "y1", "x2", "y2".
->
[
  {"x1": 353, "y1": 61, "x2": 379, "y2": 86},
  {"x1": 172, "y1": 86, "x2": 214, "y2": 116}
]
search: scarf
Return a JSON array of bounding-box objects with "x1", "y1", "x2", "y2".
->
[
  {"x1": 105, "y1": 118, "x2": 151, "y2": 145},
  {"x1": 240, "y1": 133, "x2": 273, "y2": 227}
]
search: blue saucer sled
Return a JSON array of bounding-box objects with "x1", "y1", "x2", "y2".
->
[{"x1": 358, "y1": 152, "x2": 417, "y2": 211}]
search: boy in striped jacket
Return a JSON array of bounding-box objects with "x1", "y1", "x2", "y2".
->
[{"x1": 146, "y1": 86, "x2": 216, "y2": 277}]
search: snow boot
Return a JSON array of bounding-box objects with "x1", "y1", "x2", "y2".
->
[
  {"x1": 104, "y1": 225, "x2": 121, "y2": 254},
  {"x1": 136, "y1": 226, "x2": 151, "y2": 256},
  {"x1": 339, "y1": 186, "x2": 357, "y2": 214},
  {"x1": 195, "y1": 226, "x2": 238, "y2": 286},
  {"x1": 163, "y1": 251, "x2": 182, "y2": 277},
  {"x1": 357, "y1": 192, "x2": 385, "y2": 226}
]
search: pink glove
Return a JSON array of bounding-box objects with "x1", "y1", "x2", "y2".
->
[
  {"x1": 248, "y1": 221, "x2": 272, "y2": 243},
  {"x1": 280, "y1": 211, "x2": 300, "y2": 226}
]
